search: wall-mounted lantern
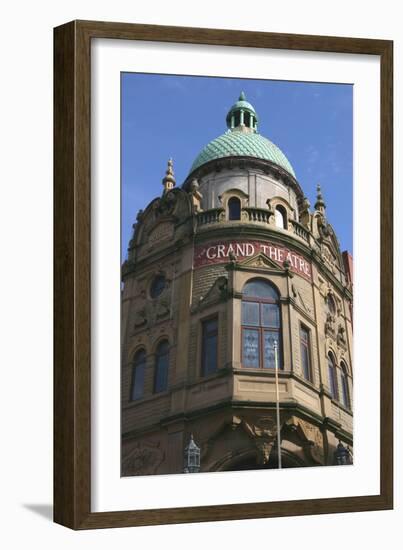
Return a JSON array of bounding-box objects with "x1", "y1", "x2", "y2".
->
[
  {"x1": 334, "y1": 441, "x2": 352, "y2": 465},
  {"x1": 184, "y1": 434, "x2": 200, "y2": 473}
]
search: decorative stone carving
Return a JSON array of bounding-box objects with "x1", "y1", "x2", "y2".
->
[
  {"x1": 297, "y1": 419, "x2": 325, "y2": 464},
  {"x1": 194, "y1": 276, "x2": 229, "y2": 311},
  {"x1": 123, "y1": 441, "x2": 165, "y2": 476},
  {"x1": 255, "y1": 440, "x2": 274, "y2": 465},
  {"x1": 318, "y1": 276, "x2": 326, "y2": 296},
  {"x1": 325, "y1": 312, "x2": 336, "y2": 338},
  {"x1": 240, "y1": 209, "x2": 249, "y2": 222},
  {"x1": 148, "y1": 221, "x2": 174, "y2": 244},
  {"x1": 284, "y1": 417, "x2": 325, "y2": 465},
  {"x1": 239, "y1": 253, "x2": 283, "y2": 272},
  {"x1": 132, "y1": 281, "x2": 171, "y2": 330},
  {"x1": 157, "y1": 190, "x2": 177, "y2": 215},
  {"x1": 134, "y1": 307, "x2": 147, "y2": 328},
  {"x1": 244, "y1": 416, "x2": 277, "y2": 465},
  {"x1": 265, "y1": 198, "x2": 274, "y2": 215},
  {"x1": 189, "y1": 178, "x2": 203, "y2": 212},
  {"x1": 321, "y1": 244, "x2": 338, "y2": 274},
  {"x1": 247, "y1": 416, "x2": 277, "y2": 438},
  {"x1": 337, "y1": 324, "x2": 347, "y2": 348},
  {"x1": 299, "y1": 196, "x2": 311, "y2": 228},
  {"x1": 218, "y1": 210, "x2": 226, "y2": 222}
]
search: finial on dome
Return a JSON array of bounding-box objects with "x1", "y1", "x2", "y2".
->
[
  {"x1": 162, "y1": 158, "x2": 176, "y2": 193},
  {"x1": 239, "y1": 91, "x2": 246, "y2": 101}
]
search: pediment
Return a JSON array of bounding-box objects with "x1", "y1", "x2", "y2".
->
[{"x1": 238, "y1": 252, "x2": 285, "y2": 272}]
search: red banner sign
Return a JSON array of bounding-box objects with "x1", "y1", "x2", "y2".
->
[{"x1": 194, "y1": 240, "x2": 311, "y2": 280}]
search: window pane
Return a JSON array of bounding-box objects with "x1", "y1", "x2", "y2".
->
[
  {"x1": 300, "y1": 326, "x2": 309, "y2": 345},
  {"x1": 242, "y1": 329, "x2": 260, "y2": 368},
  {"x1": 341, "y1": 366, "x2": 350, "y2": 408},
  {"x1": 202, "y1": 318, "x2": 218, "y2": 375},
  {"x1": 261, "y1": 303, "x2": 280, "y2": 328},
  {"x1": 204, "y1": 317, "x2": 217, "y2": 336},
  {"x1": 301, "y1": 343, "x2": 310, "y2": 380},
  {"x1": 155, "y1": 343, "x2": 169, "y2": 393},
  {"x1": 328, "y1": 356, "x2": 338, "y2": 399},
  {"x1": 131, "y1": 351, "x2": 146, "y2": 401},
  {"x1": 275, "y1": 207, "x2": 286, "y2": 229},
  {"x1": 341, "y1": 376, "x2": 349, "y2": 408},
  {"x1": 228, "y1": 197, "x2": 241, "y2": 220},
  {"x1": 203, "y1": 334, "x2": 217, "y2": 375},
  {"x1": 242, "y1": 301, "x2": 259, "y2": 326},
  {"x1": 242, "y1": 279, "x2": 278, "y2": 300},
  {"x1": 263, "y1": 331, "x2": 279, "y2": 369},
  {"x1": 132, "y1": 361, "x2": 145, "y2": 400},
  {"x1": 300, "y1": 326, "x2": 311, "y2": 380}
]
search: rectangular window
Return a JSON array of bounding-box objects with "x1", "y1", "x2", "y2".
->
[
  {"x1": 201, "y1": 317, "x2": 218, "y2": 376},
  {"x1": 300, "y1": 325, "x2": 312, "y2": 381}
]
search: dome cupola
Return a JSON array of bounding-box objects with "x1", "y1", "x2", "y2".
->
[
  {"x1": 225, "y1": 91, "x2": 259, "y2": 132},
  {"x1": 188, "y1": 92, "x2": 296, "y2": 178}
]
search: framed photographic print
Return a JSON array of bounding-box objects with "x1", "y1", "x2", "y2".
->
[{"x1": 54, "y1": 20, "x2": 393, "y2": 529}]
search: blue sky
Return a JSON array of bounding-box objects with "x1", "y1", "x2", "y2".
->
[{"x1": 122, "y1": 73, "x2": 352, "y2": 260}]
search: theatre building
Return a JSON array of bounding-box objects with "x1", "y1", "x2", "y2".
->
[{"x1": 121, "y1": 93, "x2": 353, "y2": 476}]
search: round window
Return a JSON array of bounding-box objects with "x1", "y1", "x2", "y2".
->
[{"x1": 150, "y1": 274, "x2": 166, "y2": 299}]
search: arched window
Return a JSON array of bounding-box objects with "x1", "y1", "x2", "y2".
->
[
  {"x1": 340, "y1": 362, "x2": 351, "y2": 409},
  {"x1": 327, "y1": 352, "x2": 338, "y2": 399},
  {"x1": 228, "y1": 197, "x2": 241, "y2": 220},
  {"x1": 131, "y1": 349, "x2": 146, "y2": 401},
  {"x1": 241, "y1": 279, "x2": 282, "y2": 369},
  {"x1": 275, "y1": 205, "x2": 287, "y2": 229},
  {"x1": 154, "y1": 340, "x2": 169, "y2": 393}
]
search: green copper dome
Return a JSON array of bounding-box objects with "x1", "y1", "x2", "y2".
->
[
  {"x1": 190, "y1": 131, "x2": 295, "y2": 177},
  {"x1": 189, "y1": 92, "x2": 295, "y2": 178}
]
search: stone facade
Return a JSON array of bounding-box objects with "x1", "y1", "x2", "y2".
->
[{"x1": 121, "y1": 94, "x2": 353, "y2": 476}]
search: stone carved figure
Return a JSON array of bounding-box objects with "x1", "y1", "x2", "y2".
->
[
  {"x1": 243, "y1": 416, "x2": 277, "y2": 465},
  {"x1": 325, "y1": 312, "x2": 335, "y2": 337},
  {"x1": 337, "y1": 325, "x2": 347, "y2": 347}
]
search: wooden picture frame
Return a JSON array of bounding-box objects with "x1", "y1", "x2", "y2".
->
[{"x1": 54, "y1": 20, "x2": 393, "y2": 529}]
